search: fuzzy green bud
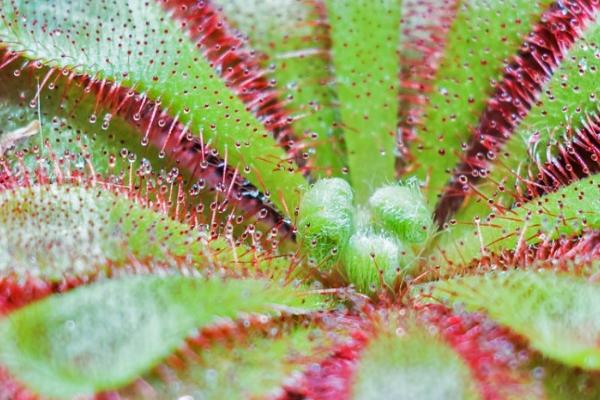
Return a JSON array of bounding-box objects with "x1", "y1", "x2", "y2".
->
[
  {"x1": 297, "y1": 178, "x2": 354, "y2": 268},
  {"x1": 368, "y1": 181, "x2": 433, "y2": 243},
  {"x1": 342, "y1": 231, "x2": 412, "y2": 293}
]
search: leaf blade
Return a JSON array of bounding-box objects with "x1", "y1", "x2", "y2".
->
[
  {"x1": 324, "y1": 0, "x2": 401, "y2": 201},
  {"x1": 412, "y1": 0, "x2": 554, "y2": 205},
  {"x1": 0, "y1": 0, "x2": 306, "y2": 212},
  {"x1": 435, "y1": 174, "x2": 600, "y2": 269},
  {"x1": 352, "y1": 323, "x2": 480, "y2": 400},
  {"x1": 0, "y1": 275, "x2": 322, "y2": 397},
  {"x1": 432, "y1": 270, "x2": 600, "y2": 370}
]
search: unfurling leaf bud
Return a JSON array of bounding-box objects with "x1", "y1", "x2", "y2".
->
[
  {"x1": 298, "y1": 178, "x2": 354, "y2": 268},
  {"x1": 343, "y1": 231, "x2": 413, "y2": 293},
  {"x1": 368, "y1": 180, "x2": 433, "y2": 243}
]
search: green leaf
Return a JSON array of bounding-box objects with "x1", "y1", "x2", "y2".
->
[
  {"x1": 453, "y1": 20, "x2": 600, "y2": 232},
  {"x1": 0, "y1": 66, "x2": 293, "y2": 248},
  {"x1": 0, "y1": 184, "x2": 229, "y2": 278},
  {"x1": 432, "y1": 270, "x2": 600, "y2": 370},
  {"x1": 215, "y1": 0, "x2": 346, "y2": 177},
  {"x1": 125, "y1": 328, "x2": 330, "y2": 399},
  {"x1": 0, "y1": 66, "x2": 172, "y2": 177},
  {"x1": 412, "y1": 0, "x2": 553, "y2": 205},
  {"x1": 324, "y1": 0, "x2": 401, "y2": 202},
  {"x1": 436, "y1": 174, "x2": 600, "y2": 268},
  {"x1": 0, "y1": 274, "x2": 322, "y2": 397},
  {"x1": 0, "y1": 0, "x2": 306, "y2": 213},
  {"x1": 352, "y1": 324, "x2": 479, "y2": 400}
]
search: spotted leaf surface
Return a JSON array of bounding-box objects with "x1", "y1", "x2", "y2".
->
[
  {"x1": 433, "y1": 270, "x2": 600, "y2": 369},
  {"x1": 0, "y1": 275, "x2": 322, "y2": 397},
  {"x1": 351, "y1": 324, "x2": 480, "y2": 400},
  {"x1": 0, "y1": 0, "x2": 306, "y2": 213}
]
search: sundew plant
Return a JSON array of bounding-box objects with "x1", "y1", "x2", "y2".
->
[{"x1": 0, "y1": 0, "x2": 599, "y2": 398}]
